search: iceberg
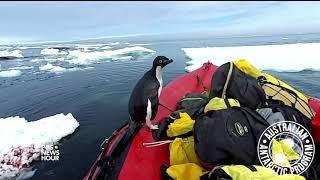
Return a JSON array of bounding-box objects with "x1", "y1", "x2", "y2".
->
[{"x1": 182, "y1": 43, "x2": 320, "y2": 72}]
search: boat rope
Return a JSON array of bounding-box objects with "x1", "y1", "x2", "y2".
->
[
  {"x1": 196, "y1": 75, "x2": 208, "y2": 92},
  {"x1": 143, "y1": 140, "x2": 173, "y2": 147},
  {"x1": 222, "y1": 62, "x2": 233, "y2": 99},
  {"x1": 159, "y1": 102, "x2": 174, "y2": 113},
  {"x1": 143, "y1": 139, "x2": 194, "y2": 148}
]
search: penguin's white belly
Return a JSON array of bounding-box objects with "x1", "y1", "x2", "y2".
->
[
  {"x1": 158, "y1": 82, "x2": 162, "y2": 97},
  {"x1": 156, "y1": 66, "x2": 163, "y2": 97},
  {"x1": 146, "y1": 99, "x2": 152, "y2": 121}
]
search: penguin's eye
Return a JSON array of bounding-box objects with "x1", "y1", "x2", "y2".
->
[{"x1": 159, "y1": 60, "x2": 163, "y2": 63}]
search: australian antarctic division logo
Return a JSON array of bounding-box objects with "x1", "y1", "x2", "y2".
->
[
  {"x1": 257, "y1": 121, "x2": 315, "y2": 175},
  {"x1": 41, "y1": 144, "x2": 60, "y2": 161}
]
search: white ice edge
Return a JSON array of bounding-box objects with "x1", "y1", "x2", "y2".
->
[
  {"x1": 67, "y1": 46, "x2": 155, "y2": 65},
  {"x1": 182, "y1": 43, "x2": 320, "y2": 72},
  {"x1": 8, "y1": 66, "x2": 34, "y2": 70},
  {"x1": 0, "y1": 50, "x2": 23, "y2": 58},
  {"x1": 0, "y1": 70, "x2": 22, "y2": 77},
  {"x1": 40, "y1": 48, "x2": 68, "y2": 56}
]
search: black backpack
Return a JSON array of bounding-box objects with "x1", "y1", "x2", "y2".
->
[
  {"x1": 152, "y1": 92, "x2": 208, "y2": 141},
  {"x1": 194, "y1": 107, "x2": 269, "y2": 168},
  {"x1": 209, "y1": 62, "x2": 266, "y2": 109},
  {"x1": 176, "y1": 92, "x2": 209, "y2": 119}
]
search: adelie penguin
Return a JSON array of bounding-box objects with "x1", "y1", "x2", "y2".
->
[
  {"x1": 128, "y1": 56, "x2": 173, "y2": 131},
  {"x1": 110, "y1": 56, "x2": 173, "y2": 156}
]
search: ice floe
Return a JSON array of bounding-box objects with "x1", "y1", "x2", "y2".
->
[
  {"x1": 8, "y1": 66, "x2": 34, "y2": 70},
  {"x1": 182, "y1": 43, "x2": 320, "y2": 72},
  {"x1": 67, "y1": 46, "x2": 155, "y2": 65},
  {"x1": 39, "y1": 63, "x2": 66, "y2": 73},
  {"x1": 0, "y1": 113, "x2": 79, "y2": 179},
  {"x1": 0, "y1": 50, "x2": 23, "y2": 59},
  {"x1": 0, "y1": 70, "x2": 22, "y2": 78},
  {"x1": 40, "y1": 48, "x2": 68, "y2": 56}
]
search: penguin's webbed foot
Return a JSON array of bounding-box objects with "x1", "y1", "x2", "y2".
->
[{"x1": 148, "y1": 124, "x2": 159, "y2": 130}]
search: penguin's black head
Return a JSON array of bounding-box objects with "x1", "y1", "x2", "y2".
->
[{"x1": 152, "y1": 56, "x2": 173, "y2": 68}]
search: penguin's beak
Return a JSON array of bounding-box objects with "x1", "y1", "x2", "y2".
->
[{"x1": 163, "y1": 59, "x2": 173, "y2": 66}]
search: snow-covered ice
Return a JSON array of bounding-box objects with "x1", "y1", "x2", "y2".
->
[
  {"x1": 182, "y1": 43, "x2": 320, "y2": 72},
  {"x1": 0, "y1": 113, "x2": 79, "y2": 179},
  {"x1": 0, "y1": 70, "x2": 22, "y2": 78}
]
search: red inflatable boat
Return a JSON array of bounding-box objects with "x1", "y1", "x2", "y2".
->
[{"x1": 83, "y1": 62, "x2": 320, "y2": 180}]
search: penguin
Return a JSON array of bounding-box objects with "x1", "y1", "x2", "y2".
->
[
  {"x1": 128, "y1": 56, "x2": 173, "y2": 130},
  {"x1": 109, "y1": 56, "x2": 173, "y2": 156}
]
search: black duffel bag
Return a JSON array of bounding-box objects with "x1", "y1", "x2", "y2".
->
[
  {"x1": 194, "y1": 107, "x2": 269, "y2": 169},
  {"x1": 209, "y1": 62, "x2": 266, "y2": 109}
]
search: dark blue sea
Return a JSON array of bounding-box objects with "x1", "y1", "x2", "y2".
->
[{"x1": 0, "y1": 33, "x2": 320, "y2": 179}]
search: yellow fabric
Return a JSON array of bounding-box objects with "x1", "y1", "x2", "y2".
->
[
  {"x1": 233, "y1": 59, "x2": 308, "y2": 102},
  {"x1": 279, "y1": 139, "x2": 300, "y2": 161},
  {"x1": 167, "y1": 112, "x2": 195, "y2": 137},
  {"x1": 233, "y1": 59, "x2": 263, "y2": 78},
  {"x1": 262, "y1": 73, "x2": 308, "y2": 102},
  {"x1": 166, "y1": 163, "x2": 205, "y2": 180},
  {"x1": 233, "y1": 59, "x2": 314, "y2": 119},
  {"x1": 222, "y1": 165, "x2": 305, "y2": 180},
  {"x1": 169, "y1": 137, "x2": 199, "y2": 166},
  {"x1": 262, "y1": 83, "x2": 314, "y2": 119},
  {"x1": 271, "y1": 139, "x2": 300, "y2": 168},
  {"x1": 204, "y1": 97, "x2": 240, "y2": 113}
]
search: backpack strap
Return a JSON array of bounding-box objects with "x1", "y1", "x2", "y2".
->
[
  {"x1": 200, "y1": 166, "x2": 232, "y2": 180},
  {"x1": 222, "y1": 62, "x2": 234, "y2": 99},
  {"x1": 224, "y1": 98, "x2": 231, "y2": 108},
  {"x1": 196, "y1": 75, "x2": 209, "y2": 92}
]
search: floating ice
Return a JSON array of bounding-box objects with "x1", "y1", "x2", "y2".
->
[
  {"x1": 100, "y1": 46, "x2": 112, "y2": 50},
  {"x1": 118, "y1": 56, "x2": 132, "y2": 60},
  {"x1": 8, "y1": 66, "x2": 34, "y2": 70},
  {"x1": 0, "y1": 70, "x2": 22, "y2": 78},
  {"x1": 106, "y1": 42, "x2": 120, "y2": 46},
  {"x1": 39, "y1": 63, "x2": 54, "y2": 71},
  {"x1": 0, "y1": 113, "x2": 79, "y2": 179},
  {"x1": 17, "y1": 46, "x2": 41, "y2": 50},
  {"x1": 49, "y1": 66, "x2": 66, "y2": 73},
  {"x1": 128, "y1": 43, "x2": 152, "y2": 46},
  {"x1": 67, "y1": 46, "x2": 155, "y2": 65},
  {"x1": 40, "y1": 48, "x2": 68, "y2": 55},
  {"x1": 182, "y1": 43, "x2": 320, "y2": 72},
  {"x1": 39, "y1": 63, "x2": 66, "y2": 73},
  {"x1": 31, "y1": 57, "x2": 65, "y2": 63},
  {"x1": 0, "y1": 50, "x2": 23, "y2": 59}
]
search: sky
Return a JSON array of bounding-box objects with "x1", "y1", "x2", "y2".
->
[{"x1": 1, "y1": 1, "x2": 320, "y2": 44}]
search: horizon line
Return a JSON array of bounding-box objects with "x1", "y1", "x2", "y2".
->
[{"x1": 1, "y1": 31, "x2": 320, "y2": 46}]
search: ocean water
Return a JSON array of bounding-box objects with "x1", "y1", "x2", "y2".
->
[{"x1": 0, "y1": 33, "x2": 320, "y2": 179}]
